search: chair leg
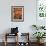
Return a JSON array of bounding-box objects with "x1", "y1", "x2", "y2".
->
[
  {"x1": 16, "y1": 34, "x2": 18, "y2": 46},
  {"x1": 4, "y1": 41, "x2": 7, "y2": 46},
  {"x1": 5, "y1": 34, "x2": 7, "y2": 46}
]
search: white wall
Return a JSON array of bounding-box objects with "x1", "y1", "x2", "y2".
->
[
  {"x1": 0, "y1": 0, "x2": 36, "y2": 33},
  {"x1": 0, "y1": 0, "x2": 37, "y2": 42}
]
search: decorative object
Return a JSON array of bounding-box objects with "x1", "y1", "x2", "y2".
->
[
  {"x1": 18, "y1": 42, "x2": 29, "y2": 46},
  {"x1": 11, "y1": 6, "x2": 24, "y2": 22},
  {"x1": 11, "y1": 27, "x2": 18, "y2": 34}
]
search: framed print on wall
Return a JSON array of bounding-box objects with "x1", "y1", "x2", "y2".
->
[
  {"x1": 37, "y1": 0, "x2": 46, "y2": 18},
  {"x1": 11, "y1": 6, "x2": 24, "y2": 22},
  {"x1": 36, "y1": 0, "x2": 46, "y2": 26}
]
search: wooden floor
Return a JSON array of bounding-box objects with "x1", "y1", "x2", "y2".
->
[{"x1": 0, "y1": 42, "x2": 46, "y2": 46}]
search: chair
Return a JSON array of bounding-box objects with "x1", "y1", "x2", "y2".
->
[
  {"x1": 18, "y1": 33, "x2": 30, "y2": 46},
  {"x1": 4, "y1": 27, "x2": 19, "y2": 46}
]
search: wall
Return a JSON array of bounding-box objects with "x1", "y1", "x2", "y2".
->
[{"x1": 0, "y1": 0, "x2": 36, "y2": 42}]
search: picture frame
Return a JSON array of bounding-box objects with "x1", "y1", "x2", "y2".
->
[
  {"x1": 36, "y1": 0, "x2": 46, "y2": 26},
  {"x1": 11, "y1": 6, "x2": 24, "y2": 22}
]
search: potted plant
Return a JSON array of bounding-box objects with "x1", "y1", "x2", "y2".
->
[
  {"x1": 32, "y1": 24, "x2": 45, "y2": 30},
  {"x1": 32, "y1": 25, "x2": 39, "y2": 30},
  {"x1": 33, "y1": 32, "x2": 46, "y2": 43},
  {"x1": 40, "y1": 26, "x2": 45, "y2": 29}
]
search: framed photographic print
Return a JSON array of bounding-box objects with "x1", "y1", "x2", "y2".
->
[
  {"x1": 36, "y1": 0, "x2": 46, "y2": 26},
  {"x1": 11, "y1": 6, "x2": 24, "y2": 22}
]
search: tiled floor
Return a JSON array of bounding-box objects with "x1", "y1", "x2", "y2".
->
[{"x1": 0, "y1": 42, "x2": 46, "y2": 46}]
